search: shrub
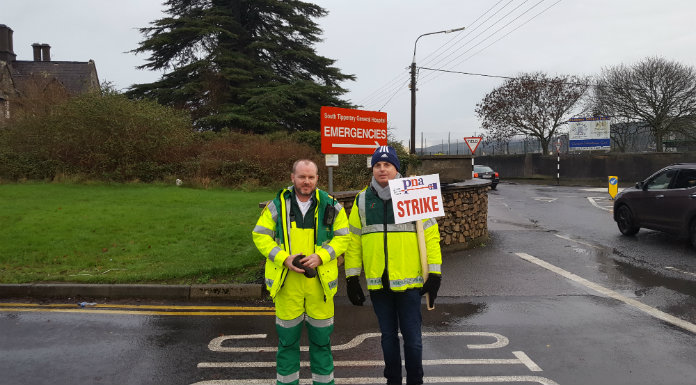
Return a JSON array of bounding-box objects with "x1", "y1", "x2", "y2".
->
[{"x1": 0, "y1": 93, "x2": 193, "y2": 181}]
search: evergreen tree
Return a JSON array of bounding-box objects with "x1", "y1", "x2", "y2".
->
[{"x1": 128, "y1": 0, "x2": 354, "y2": 132}]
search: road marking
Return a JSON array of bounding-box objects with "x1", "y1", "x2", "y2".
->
[
  {"x1": 198, "y1": 352, "x2": 541, "y2": 371},
  {"x1": 0, "y1": 307, "x2": 275, "y2": 316},
  {"x1": 587, "y1": 196, "x2": 612, "y2": 212},
  {"x1": 515, "y1": 252, "x2": 696, "y2": 334},
  {"x1": 209, "y1": 331, "x2": 509, "y2": 353},
  {"x1": 0, "y1": 303, "x2": 274, "y2": 311},
  {"x1": 532, "y1": 197, "x2": 557, "y2": 203},
  {"x1": 554, "y1": 234, "x2": 602, "y2": 250},
  {"x1": 0, "y1": 303, "x2": 274, "y2": 316},
  {"x1": 190, "y1": 376, "x2": 559, "y2": 384},
  {"x1": 581, "y1": 187, "x2": 625, "y2": 193},
  {"x1": 512, "y1": 351, "x2": 543, "y2": 372},
  {"x1": 665, "y1": 266, "x2": 696, "y2": 278}
]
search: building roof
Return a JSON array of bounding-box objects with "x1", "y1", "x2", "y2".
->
[{"x1": 10, "y1": 60, "x2": 99, "y2": 95}]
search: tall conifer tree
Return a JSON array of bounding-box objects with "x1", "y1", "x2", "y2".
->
[{"x1": 128, "y1": 0, "x2": 354, "y2": 132}]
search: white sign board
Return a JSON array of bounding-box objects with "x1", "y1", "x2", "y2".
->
[
  {"x1": 568, "y1": 117, "x2": 610, "y2": 150},
  {"x1": 325, "y1": 154, "x2": 339, "y2": 167},
  {"x1": 388, "y1": 174, "x2": 445, "y2": 224}
]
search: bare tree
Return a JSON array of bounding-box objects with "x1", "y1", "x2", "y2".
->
[
  {"x1": 475, "y1": 72, "x2": 589, "y2": 154},
  {"x1": 593, "y1": 57, "x2": 696, "y2": 152}
]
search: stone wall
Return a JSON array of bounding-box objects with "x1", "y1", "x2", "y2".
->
[
  {"x1": 476, "y1": 152, "x2": 696, "y2": 183},
  {"x1": 437, "y1": 181, "x2": 489, "y2": 249}
]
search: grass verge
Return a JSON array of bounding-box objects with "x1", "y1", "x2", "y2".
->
[{"x1": 0, "y1": 183, "x2": 274, "y2": 284}]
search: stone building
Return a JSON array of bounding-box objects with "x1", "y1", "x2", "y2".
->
[{"x1": 0, "y1": 24, "x2": 100, "y2": 122}]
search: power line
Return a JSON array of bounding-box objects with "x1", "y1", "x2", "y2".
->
[
  {"x1": 419, "y1": 0, "x2": 509, "y2": 68},
  {"x1": 377, "y1": 79, "x2": 410, "y2": 111},
  {"x1": 354, "y1": 0, "x2": 515, "y2": 110},
  {"x1": 420, "y1": 0, "x2": 521, "y2": 71},
  {"x1": 417, "y1": 67, "x2": 596, "y2": 87},
  {"x1": 419, "y1": 0, "x2": 547, "y2": 86},
  {"x1": 420, "y1": 0, "x2": 563, "y2": 87}
]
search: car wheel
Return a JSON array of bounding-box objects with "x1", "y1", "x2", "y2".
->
[
  {"x1": 616, "y1": 205, "x2": 639, "y2": 236},
  {"x1": 689, "y1": 220, "x2": 696, "y2": 249}
]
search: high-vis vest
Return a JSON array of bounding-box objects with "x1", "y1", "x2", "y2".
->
[
  {"x1": 253, "y1": 187, "x2": 349, "y2": 299},
  {"x1": 345, "y1": 186, "x2": 442, "y2": 291}
]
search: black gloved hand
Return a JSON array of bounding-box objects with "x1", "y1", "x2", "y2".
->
[
  {"x1": 419, "y1": 273, "x2": 441, "y2": 307},
  {"x1": 346, "y1": 276, "x2": 365, "y2": 306},
  {"x1": 291, "y1": 254, "x2": 316, "y2": 278}
]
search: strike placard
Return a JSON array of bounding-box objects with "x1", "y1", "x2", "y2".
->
[
  {"x1": 388, "y1": 174, "x2": 445, "y2": 224},
  {"x1": 321, "y1": 106, "x2": 388, "y2": 154}
]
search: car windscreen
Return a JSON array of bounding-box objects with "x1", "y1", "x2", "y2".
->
[{"x1": 474, "y1": 166, "x2": 493, "y2": 173}]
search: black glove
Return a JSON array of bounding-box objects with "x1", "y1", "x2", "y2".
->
[
  {"x1": 346, "y1": 276, "x2": 365, "y2": 306},
  {"x1": 419, "y1": 274, "x2": 441, "y2": 307},
  {"x1": 291, "y1": 254, "x2": 316, "y2": 278}
]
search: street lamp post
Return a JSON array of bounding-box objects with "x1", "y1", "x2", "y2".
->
[{"x1": 410, "y1": 27, "x2": 465, "y2": 154}]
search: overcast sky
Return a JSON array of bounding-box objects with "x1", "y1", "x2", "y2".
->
[{"x1": 5, "y1": 0, "x2": 696, "y2": 148}]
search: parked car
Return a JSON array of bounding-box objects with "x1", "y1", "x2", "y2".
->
[
  {"x1": 473, "y1": 165, "x2": 499, "y2": 189},
  {"x1": 613, "y1": 163, "x2": 696, "y2": 248}
]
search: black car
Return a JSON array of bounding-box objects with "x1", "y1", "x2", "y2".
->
[
  {"x1": 613, "y1": 163, "x2": 696, "y2": 248},
  {"x1": 473, "y1": 165, "x2": 499, "y2": 189}
]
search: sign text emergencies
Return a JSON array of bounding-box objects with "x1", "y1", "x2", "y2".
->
[{"x1": 320, "y1": 106, "x2": 387, "y2": 154}]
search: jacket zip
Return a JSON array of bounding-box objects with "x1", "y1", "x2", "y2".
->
[{"x1": 382, "y1": 197, "x2": 390, "y2": 289}]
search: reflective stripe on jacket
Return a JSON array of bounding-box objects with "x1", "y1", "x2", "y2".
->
[
  {"x1": 344, "y1": 186, "x2": 442, "y2": 291},
  {"x1": 252, "y1": 187, "x2": 349, "y2": 299}
]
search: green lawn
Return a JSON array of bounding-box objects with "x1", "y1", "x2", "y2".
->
[{"x1": 0, "y1": 183, "x2": 275, "y2": 284}]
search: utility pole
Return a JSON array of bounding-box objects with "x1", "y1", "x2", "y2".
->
[{"x1": 410, "y1": 26, "x2": 465, "y2": 154}]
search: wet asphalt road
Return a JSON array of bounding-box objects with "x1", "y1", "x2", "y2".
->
[{"x1": 1, "y1": 182, "x2": 695, "y2": 385}]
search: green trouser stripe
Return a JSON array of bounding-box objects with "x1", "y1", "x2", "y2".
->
[
  {"x1": 276, "y1": 320, "x2": 303, "y2": 385},
  {"x1": 307, "y1": 322, "x2": 334, "y2": 385}
]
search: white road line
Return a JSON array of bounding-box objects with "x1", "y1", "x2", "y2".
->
[
  {"x1": 209, "y1": 331, "x2": 508, "y2": 353},
  {"x1": 554, "y1": 234, "x2": 602, "y2": 250},
  {"x1": 665, "y1": 266, "x2": 696, "y2": 278},
  {"x1": 198, "y1": 356, "x2": 538, "y2": 369},
  {"x1": 513, "y1": 351, "x2": 543, "y2": 372},
  {"x1": 190, "y1": 376, "x2": 559, "y2": 385},
  {"x1": 515, "y1": 252, "x2": 696, "y2": 334},
  {"x1": 587, "y1": 197, "x2": 612, "y2": 212},
  {"x1": 533, "y1": 197, "x2": 557, "y2": 203}
]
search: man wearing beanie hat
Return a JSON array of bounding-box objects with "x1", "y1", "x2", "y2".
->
[{"x1": 345, "y1": 145, "x2": 443, "y2": 385}]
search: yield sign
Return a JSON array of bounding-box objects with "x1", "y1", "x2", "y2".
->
[{"x1": 464, "y1": 137, "x2": 483, "y2": 154}]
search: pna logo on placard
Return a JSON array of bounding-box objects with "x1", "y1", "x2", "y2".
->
[{"x1": 392, "y1": 177, "x2": 439, "y2": 196}]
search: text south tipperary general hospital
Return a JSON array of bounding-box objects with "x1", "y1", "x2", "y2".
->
[{"x1": 323, "y1": 112, "x2": 387, "y2": 124}]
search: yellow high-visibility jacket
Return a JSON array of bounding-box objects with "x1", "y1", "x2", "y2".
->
[
  {"x1": 345, "y1": 186, "x2": 441, "y2": 291},
  {"x1": 253, "y1": 187, "x2": 349, "y2": 299}
]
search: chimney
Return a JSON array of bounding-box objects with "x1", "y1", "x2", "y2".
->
[
  {"x1": 40, "y1": 44, "x2": 51, "y2": 61},
  {"x1": 32, "y1": 43, "x2": 42, "y2": 61},
  {"x1": 0, "y1": 24, "x2": 17, "y2": 62}
]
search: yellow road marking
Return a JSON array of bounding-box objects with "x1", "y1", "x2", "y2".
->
[
  {"x1": 0, "y1": 302, "x2": 275, "y2": 316},
  {"x1": 0, "y1": 307, "x2": 275, "y2": 316},
  {"x1": 0, "y1": 302, "x2": 274, "y2": 311}
]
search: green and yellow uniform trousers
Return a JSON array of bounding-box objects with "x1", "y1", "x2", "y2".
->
[{"x1": 275, "y1": 271, "x2": 334, "y2": 385}]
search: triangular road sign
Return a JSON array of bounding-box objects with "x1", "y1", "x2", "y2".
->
[{"x1": 464, "y1": 137, "x2": 483, "y2": 154}]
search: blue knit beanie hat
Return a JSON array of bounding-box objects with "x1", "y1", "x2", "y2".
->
[{"x1": 371, "y1": 145, "x2": 400, "y2": 171}]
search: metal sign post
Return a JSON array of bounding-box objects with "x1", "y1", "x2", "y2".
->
[{"x1": 325, "y1": 154, "x2": 339, "y2": 194}]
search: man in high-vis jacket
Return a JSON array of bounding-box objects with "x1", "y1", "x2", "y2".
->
[
  {"x1": 344, "y1": 146, "x2": 442, "y2": 385},
  {"x1": 253, "y1": 159, "x2": 350, "y2": 385}
]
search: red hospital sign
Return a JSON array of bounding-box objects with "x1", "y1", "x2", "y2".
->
[{"x1": 321, "y1": 106, "x2": 388, "y2": 154}]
